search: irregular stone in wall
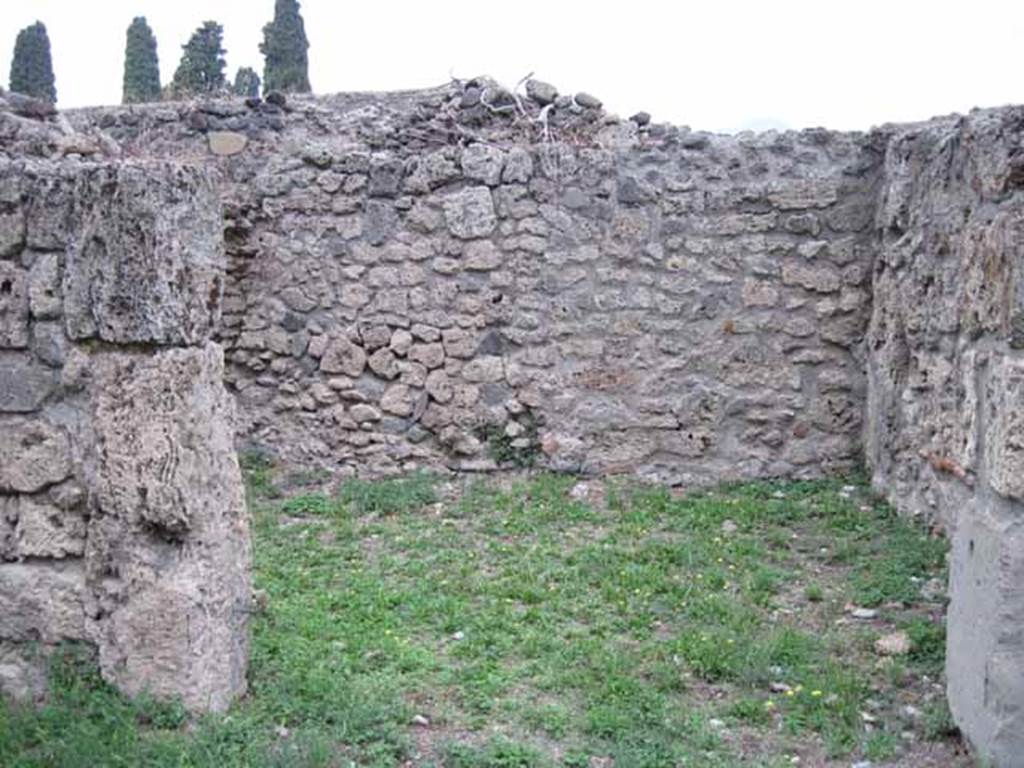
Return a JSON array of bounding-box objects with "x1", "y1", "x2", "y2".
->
[
  {"x1": 27, "y1": 252, "x2": 61, "y2": 319},
  {"x1": 501, "y1": 148, "x2": 533, "y2": 184},
  {"x1": 365, "y1": 201, "x2": 400, "y2": 247},
  {"x1": 405, "y1": 150, "x2": 460, "y2": 193},
  {"x1": 349, "y1": 403, "x2": 381, "y2": 423},
  {"x1": 462, "y1": 356, "x2": 504, "y2": 383},
  {"x1": 444, "y1": 186, "x2": 496, "y2": 239},
  {"x1": 208, "y1": 131, "x2": 248, "y2": 157},
  {"x1": 63, "y1": 164, "x2": 223, "y2": 345},
  {"x1": 24, "y1": 173, "x2": 72, "y2": 251},
  {"x1": 0, "y1": 417, "x2": 71, "y2": 492},
  {"x1": 369, "y1": 157, "x2": 404, "y2": 197},
  {"x1": 408, "y1": 342, "x2": 445, "y2": 369},
  {"x1": 366, "y1": 266, "x2": 401, "y2": 288},
  {"x1": 0, "y1": 262, "x2": 29, "y2": 348},
  {"x1": 442, "y1": 328, "x2": 476, "y2": 358},
  {"x1": 425, "y1": 369, "x2": 453, "y2": 403},
  {"x1": 699, "y1": 212, "x2": 777, "y2": 236},
  {"x1": 961, "y1": 213, "x2": 1021, "y2": 338},
  {"x1": 439, "y1": 426, "x2": 483, "y2": 456},
  {"x1": 585, "y1": 429, "x2": 656, "y2": 472},
  {"x1": 368, "y1": 347, "x2": 399, "y2": 380},
  {"x1": 0, "y1": 498, "x2": 15, "y2": 559},
  {"x1": 658, "y1": 428, "x2": 714, "y2": 458},
  {"x1": 826, "y1": 199, "x2": 875, "y2": 233},
  {"x1": 399, "y1": 360, "x2": 427, "y2": 387},
  {"x1": 380, "y1": 384, "x2": 414, "y2": 416},
  {"x1": 986, "y1": 355, "x2": 1024, "y2": 501},
  {"x1": 461, "y1": 144, "x2": 505, "y2": 186},
  {"x1": 88, "y1": 342, "x2": 250, "y2": 713},
  {"x1": 782, "y1": 262, "x2": 841, "y2": 293},
  {"x1": 371, "y1": 288, "x2": 409, "y2": 316},
  {"x1": 280, "y1": 287, "x2": 317, "y2": 313},
  {"x1": 767, "y1": 180, "x2": 839, "y2": 210},
  {"x1": 820, "y1": 314, "x2": 867, "y2": 346},
  {"x1": 389, "y1": 328, "x2": 413, "y2": 356},
  {"x1": 0, "y1": 209, "x2": 25, "y2": 258},
  {"x1": 0, "y1": 560, "x2": 85, "y2": 642},
  {"x1": 463, "y1": 240, "x2": 502, "y2": 270},
  {"x1": 741, "y1": 279, "x2": 779, "y2": 308},
  {"x1": 339, "y1": 284, "x2": 372, "y2": 308},
  {"x1": 361, "y1": 325, "x2": 392, "y2": 350},
  {"x1": 616, "y1": 173, "x2": 659, "y2": 206},
  {"x1": 320, "y1": 335, "x2": 367, "y2": 377},
  {"x1": 13, "y1": 495, "x2": 86, "y2": 559}
]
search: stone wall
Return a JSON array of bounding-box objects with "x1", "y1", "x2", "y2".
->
[
  {"x1": 66, "y1": 83, "x2": 882, "y2": 485},
  {"x1": 0, "y1": 148, "x2": 250, "y2": 712},
  {"x1": 3, "y1": 82, "x2": 1023, "y2": 762},
  {"x1": 866, "y1": 108, "x2": 1024, "y2": 765}
]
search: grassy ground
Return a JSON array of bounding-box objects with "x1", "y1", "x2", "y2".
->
[{"x1": 1, "y1": 465, "x2": 971, "y2": 767}]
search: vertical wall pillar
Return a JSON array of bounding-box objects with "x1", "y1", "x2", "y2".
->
[{"x1": 0, "y1": 159, "x2": 250, "y2": 712}]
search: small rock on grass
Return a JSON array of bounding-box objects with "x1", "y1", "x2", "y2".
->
[
  {"x1": 875, "y1": 630, "x2": 911, "y2": 656},
  {"x1": 721, "y1": 519, "x2": 738, "y2": 534},
  {"x1": 570, "y1": 481, "x2": 589, "y2": 500},
  {"x1": 899, "y1": 704, "x2": 922, "y2": 721},
  {"x1": 920, "y1": 577, "x2": 946, "y2": 601},
  {"x1": 847, "y1": 605, "x2": 878, "y2": 620}
]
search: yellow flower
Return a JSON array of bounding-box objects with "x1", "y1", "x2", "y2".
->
[{"x1": 811, "y1": 690, "x2": 822, "y2": 697}]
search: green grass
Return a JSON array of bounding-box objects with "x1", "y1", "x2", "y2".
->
[{"x1": 0, "y1": 470, "x2": 963, "y2": 767}]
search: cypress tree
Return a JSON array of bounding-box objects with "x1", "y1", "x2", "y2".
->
[
  {"x1": 9, "y1": 21, "x2": 57, "y2": 104},
  {"x1": 260, "y1": 0, "x2": 311, "y2": 94},
  {"x1": 122, "y1": 17, "x2": 161, "y2": 104},
  {"x1": 233, "y1": 67, "x2": 261, "y2": 99},
  {"x1": 170, "y1": 21, "x2": 227, "y2": 97}
]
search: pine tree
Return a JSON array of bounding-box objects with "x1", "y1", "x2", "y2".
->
[
  {"x1": 170, "y1": 21, "x2": 226, "y2": 97},
  {"x1": 9, "y1": 21, "x2": 57, "y2": 104},
  {"x1": 260, "y1": 0, "x2": 311, "y2": 94},
  {"x1": 122, "y1": 17, "x2": 161, "y2": 104},
  {"x1": 233, "y1": 67, "x2": 261, "y2": 99}
]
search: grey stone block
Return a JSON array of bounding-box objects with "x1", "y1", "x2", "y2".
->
[
  {"x1": 62, "y1": 164, "x2": 224, "y2": 345},
  {"x1": 0, "y1": 417, "x2": 72, "y2": 493}
]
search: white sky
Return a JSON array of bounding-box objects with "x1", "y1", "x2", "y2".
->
[{"x1": 2, "y1": 0, "x2": 1022, "y2": 133}]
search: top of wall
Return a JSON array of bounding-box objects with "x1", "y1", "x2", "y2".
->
[
  {"x1": 2, "y1": 77, "x2": 880, "y2": 163},
  {"x1": 3, "y1": 77, "x2": 1019, "y2": 167}
]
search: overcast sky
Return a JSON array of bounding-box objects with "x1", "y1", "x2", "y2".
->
[{"x1": 2, "y1": 0, "x2": 1022, "y2": 133}]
